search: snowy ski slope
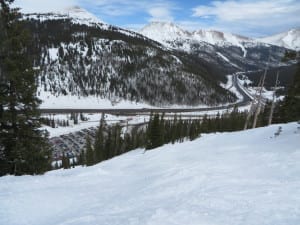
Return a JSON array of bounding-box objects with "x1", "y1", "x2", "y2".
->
[{"x1": 1, "y1": 122, "x2": 300, "y2": 225}]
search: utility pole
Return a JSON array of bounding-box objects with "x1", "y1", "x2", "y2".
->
[
  {"x1": 244, "y1": 76, "x2": 263, "y2": 130},
  {"x1": 268, "y1": 71, "x2": 279, "y2": 125},
  {"x1": 252, "y1": 57, "x2": 270, "y2": 129}
]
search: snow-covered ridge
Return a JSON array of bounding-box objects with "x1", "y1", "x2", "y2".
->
[
  {"x1": 258, "y1": 28, "x2": 300, "y2": 51},
  {"x1": 61, "y1": 6, "x2": 104, "y2": 24},
  {"x1": 23, "y1": 6, "x2": 106, "y2": 27},
  {"x1": 140, "y1": 22, "x2": 300, "y2": 57},
  {"x1": 140, "y1": 22, "x2": 192, "y2": 45},
  {"x1": 140, "y1": 21, "x2": 255, "y2": 53},
  {"x1": 22, "y1": 6, "x2": 154, "y2": 41},
  {"x1": 192, "y1": 29, "x2": 252, "y2": 46}
]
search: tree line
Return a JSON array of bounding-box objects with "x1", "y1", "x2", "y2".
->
[{"x1": 59, "y1": 109, "x2": 252, "y2": 169}]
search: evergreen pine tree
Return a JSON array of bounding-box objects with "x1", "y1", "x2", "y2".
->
[
  {"x1": 85, "y1": 135, "x2": 94, "y2": 166},
  {"x1": 178, "y1": 117, "x2": 185, "y2": 142},
  {"x1": 0, "y1": 0, "x2": 51, "y2": 176},
  {"x1": 201, "y1": 115, "x2": 208, "y2": 133},
  {"x1": 61, "y1": 154, "x2": 70, "y2": 169},
  {"x1": 159, "y1": 113, "x2": 165, "y2": 146},
  {"x1": 229, "y1": 105, "x2": 239, "y2": 131},
  {"x1": 112, "y1": 124, "x2": 122, "y2": 156},
  {"x1": 77, "y1": 150, "x2": 85, "y2": 166},
  {"x1": 54, "y1": 161, "x2": 59, "y2": 170},
  {"x1": 104, "y1": 130, "x2": 112, "y2": 159},
  {"x1": 279, "y1": 61, "x2": 300, "y2": 122},
  {"x1": 171, "y1": 114, "x2": 177, "y2": 144},
  {"x1": 146, "y1": 113, "x2": 162, "y2": 150},
  {"x1": 94, "y1": 118, "x2": 105, "y2": 162}
]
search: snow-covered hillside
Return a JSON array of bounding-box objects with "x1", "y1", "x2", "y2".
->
[
  {"x1": 258, "y1": 29, "x2": 300, "y2": 51},
  {"x1": 1, "y1": 122, "x2": 300, "y2": 225},
  {"x1": 22, "y1": 14, "x2": 236, "y2": 107}
]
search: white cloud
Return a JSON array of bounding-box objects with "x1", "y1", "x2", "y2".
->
[
  {"x1": 148, "y1": 6, "x2": 173, "y2": 22},
  {"x1": 83, "y1": 0, "x2": 144, "y2": 16},
  {"x1": 79, "y1": 0, "x2": 175, "y2": 19},
  {"x1": 192, "y1": 0, "x2": 300, "y2": 37},
  {"x1": 13, "y1": 0, "x2": 176, "y2": 25},
  {"x1": 14, "y1": 0, "x2": 77, "y2": 13}
]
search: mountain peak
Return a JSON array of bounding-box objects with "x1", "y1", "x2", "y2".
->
[
  {"x1": 60, "y1": 6, "x2": 103, "y2": 24},
  {"x1": 22, "y1": 5, "x2": 105, "y2": 26},
  {"x1": 140, "y1": 21, "x2": 192, "y2": 47},
  {"x1": 258, "y1": 28, "x2": 300, "y2": 50}
]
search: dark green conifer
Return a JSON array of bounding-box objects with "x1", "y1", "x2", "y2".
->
[
  {"x1": 146, "y1": 113, "x2": 162, "y2": 150},
  {"x1": 62, "y1": 154, "x2": 70, "y2": 169},
  {"x1": 94, "y1": 118, "x2": 105, "y2": 162},
  {"x1": 0, "y1": 0, "x2": 51, "y2": 176},
  {"x1": 279, "y1": 61, "x2": 300, "y2": 122},
  {"x1": 104, "y1": 130, "x2": 111, "y2": 160},
  {"x1": 77, "y1": 150, "x2": 86, "y2": 166},
  {"x1": 85, "y1": 135, "x2": 94, "y2": 166}
]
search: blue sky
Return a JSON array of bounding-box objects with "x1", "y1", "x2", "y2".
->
[{"x1": 15, "y1": 0, "x2": 300, "y2": 37}]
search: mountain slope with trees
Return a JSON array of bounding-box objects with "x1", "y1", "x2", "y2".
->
[{"x1": 20, "y1": 13, "x2": 236, "y2": 107}]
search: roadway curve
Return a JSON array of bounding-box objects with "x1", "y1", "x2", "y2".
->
[{"x1": 232, "y1": 73, "x2": 253, "y2": 103}]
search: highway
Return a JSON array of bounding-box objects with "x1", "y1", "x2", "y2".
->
[
  {"x1": 40, "y1": 74, "x2": 253, "y2": 115},
  {"x1": 232, "y1": 73, "x2": 253, "y2": 102}
]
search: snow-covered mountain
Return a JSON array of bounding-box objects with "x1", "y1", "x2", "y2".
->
[
  {"x1": 24, "y1": 6, "x2": 106, "y2": 27},
  {"x1": 140, "y1": 21, "x2": 294, "y2": 83},
  {"x1": 140, "y1": 22, "x2": 300, "y2": 52},
  {"x1": 140, "y1": 22, "x2": 191, "y2": 46},
  {"x1": 16, "y1": 7, "x2": 296, "y2": 108},
  {"x1": 60, "y1": 6, "x2": 104, "y2": 24},
  {"x1": 258, "y1": 29, "x2": 300, "y2": 51},
  {"x1": 20, "y1": 8, "x2": 237, "y2": 107},
  {"x1": 140, "y1": 22, "x2": 254, "y2": 52},
  {"x1": 1, "y1": 122, "x2": 300, "y2": 225}
]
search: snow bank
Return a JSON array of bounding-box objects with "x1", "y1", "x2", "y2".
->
[
  {"x1": 1, "y1": 122, "x2": 300, "y2": 225},
  {"x1": 38, "y1": 90, "x2": 152, "y2": 109},
  {"x1": 38, "y1": 90, "x2": 234, "y2": 110}
]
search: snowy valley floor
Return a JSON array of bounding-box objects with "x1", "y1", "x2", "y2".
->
[{"x1": 1, "y1": 123, "x2": 300, "y2": 225}]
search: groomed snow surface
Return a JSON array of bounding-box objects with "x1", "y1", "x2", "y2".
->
[{"x1": 1, "y1": 122, "x2": 300, "y2": 225}]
